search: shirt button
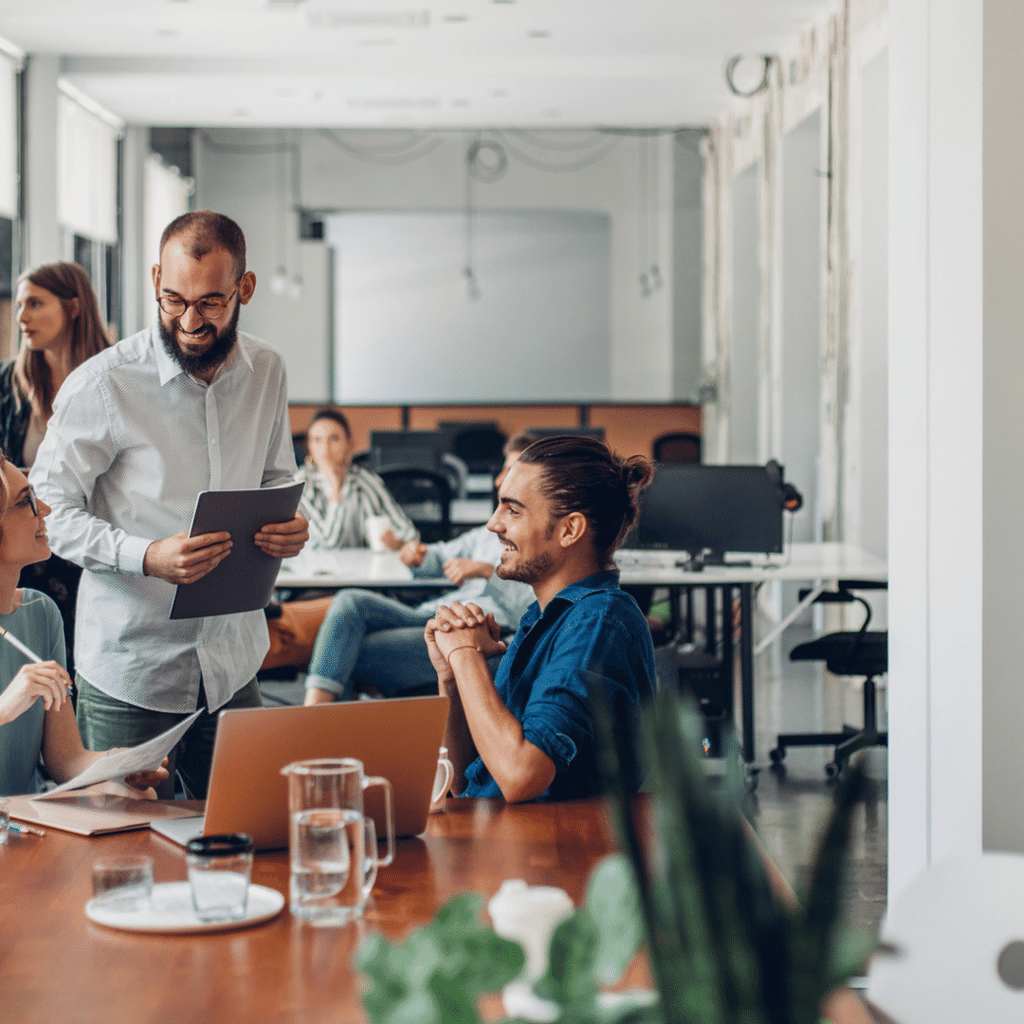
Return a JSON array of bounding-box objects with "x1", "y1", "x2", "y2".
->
[{"x1": 211, "y1": 438, "x2": 218, "y2": 446}]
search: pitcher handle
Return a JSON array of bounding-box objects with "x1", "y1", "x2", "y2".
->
[{"x1": 363, "y1": 775, "x2": 395, "y2": 867}]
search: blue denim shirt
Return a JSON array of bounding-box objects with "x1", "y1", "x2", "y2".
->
[{"x1": 460, "y1": 570, "x2": 655, "y2": 801}]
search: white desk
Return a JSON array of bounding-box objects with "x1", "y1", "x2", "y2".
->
[
  {"x1": 277, "y1": 549, "x2": 455, "y2": 590},
  {"x1": 278, "y1": 542, "x2": 887, "y2": 767},
  {"x1": 617, "y1": 542, "x2": 888, "y2": 766}
]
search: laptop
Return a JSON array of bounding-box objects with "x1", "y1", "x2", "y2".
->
[{"x1": 151, "y1": 694, "x2": 450, "y2": 850}]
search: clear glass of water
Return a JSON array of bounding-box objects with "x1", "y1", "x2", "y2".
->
[
  {"x1": 185, "y1": 833, "x2": 254, "y2": 923},
  {"x1": 0, "y1": 799, "x2": 9, "y2": 846},
  {"x1": 91, "y1": 854, "x2": 154, "y2": 911},
  {"x1": 289, "y1": 807, "x2": 354, "y2": 923}
]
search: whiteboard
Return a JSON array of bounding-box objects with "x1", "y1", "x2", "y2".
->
[{"x1": 326, "y1": 210, "x2": 610, "y2": 403}]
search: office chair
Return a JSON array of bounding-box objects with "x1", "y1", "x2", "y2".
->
[
  {"x1": 769, "y1": 580, "x2": 888, "y2": 779},
  {"x1": 652, "y1": 430, "x2": 702, "y2": 463},
  {"x1": 292, "y1": 432, "x2": 308, "y2": 465},
  {"x1": 445, "y1": 423, "x2": 507, "y2": 475},
  {"x1": 379, "y1": 467, "x2": 452, "y2": 543}
]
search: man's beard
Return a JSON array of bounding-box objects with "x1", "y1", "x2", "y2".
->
[
  {"x1": 496, "y1": 548, "x2": 554, "y2": 585},
  {"x1": 159, "y1": 301, "x2": 240, "y2": 377}
]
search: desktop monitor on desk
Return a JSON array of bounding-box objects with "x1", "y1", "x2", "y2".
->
[
  {"x1": 635, "y1": 463, "x2": 786, "y2": 564},
  {"x1": 369, "y1": 429, "x2": 447, "y2": 473}
]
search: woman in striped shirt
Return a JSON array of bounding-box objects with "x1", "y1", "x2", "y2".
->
[{"x1": 298, "y1": 408, "x2": 417, "y2": 550}]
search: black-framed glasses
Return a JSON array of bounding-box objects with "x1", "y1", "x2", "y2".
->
[
  {"x1": 7, "y1": 485, "x2": 38, "y2": 517},
  {"x1": 156, "y1": 285, "x2": 239, "y2": 322}
]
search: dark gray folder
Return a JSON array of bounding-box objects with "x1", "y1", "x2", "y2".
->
[{"x1": 169, "y1": 481, "x2": 304, "y2": 620}]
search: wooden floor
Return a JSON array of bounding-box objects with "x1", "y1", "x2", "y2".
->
[
  {"x1": 260, "y1": 622, "x2": 890, "y2": 938},
  {"x1": 748, "y1": 626, "x2": 888, "y2": 938}
]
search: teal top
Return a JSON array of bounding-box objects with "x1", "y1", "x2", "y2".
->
[{"x1": 0, "y1": 589, "x2": 67, "y2": 796}]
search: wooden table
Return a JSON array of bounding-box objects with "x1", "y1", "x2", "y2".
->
[{"x1": 0, "y1": 797, "x2": 618, "y2": 1024}]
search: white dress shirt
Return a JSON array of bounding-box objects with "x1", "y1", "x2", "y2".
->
[{"x1": 30, "y1": 327, "x2": 296, "y2": 714}]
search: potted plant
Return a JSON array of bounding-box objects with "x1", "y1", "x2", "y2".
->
[{"x1": 356, "y1": 688, "x2": 877, "y2": 1024}]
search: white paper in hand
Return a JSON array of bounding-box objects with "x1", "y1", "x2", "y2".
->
[{"x1": 34, "y1": 710, "x2": 202, "y2": 797}]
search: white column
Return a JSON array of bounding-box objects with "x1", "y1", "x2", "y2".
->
[
  {"x1": 119, "y1": 125, "x2": 147, "y2": 338},
  {"x1": 888, "y1": 0, "x2": 984, "y2": 900},
  {"x1": 23, "y1": 54, "x2": 59, "y2": 267},
  {"x1": 981, "y1": 0, "x2": 1024, "y2": 855}
]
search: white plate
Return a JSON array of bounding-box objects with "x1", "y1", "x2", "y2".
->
[{"x1": 86, "y1": 882, "x2": 285, "y2": 934}]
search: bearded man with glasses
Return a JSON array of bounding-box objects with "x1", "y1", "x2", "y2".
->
[{"x1": 30, "y1": 211, "x2": 309, "y2": 800}]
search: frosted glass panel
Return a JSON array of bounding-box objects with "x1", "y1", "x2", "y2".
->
[{"x1": 326, "y1": 210, "x2": 610, "y2": 403}]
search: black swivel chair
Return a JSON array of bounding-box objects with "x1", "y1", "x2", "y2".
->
[
  {"x1": 444, "y1": 422, "x2": 508, "y2": 476},
  {"x1": 379, "y1": 467, "x2": 452, "y2": 544},
  {"x1": 769, "y1": 581, "x2": 888, "y2": 779}
]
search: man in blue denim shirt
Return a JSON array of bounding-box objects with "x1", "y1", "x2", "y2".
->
[{"x1": 424, "y1": 436, "x2": 656, "y2": 803}]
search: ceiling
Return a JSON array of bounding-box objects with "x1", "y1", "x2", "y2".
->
[{"x1": 0, "y1": 0, "x2": 837, "y2": 129}]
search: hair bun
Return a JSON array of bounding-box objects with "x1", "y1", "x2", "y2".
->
[{"x1": 622, "y1": 454, "x2": 655, "y2": 493}]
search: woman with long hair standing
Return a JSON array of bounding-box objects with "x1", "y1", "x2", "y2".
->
[{"x1": 0, "y1": 262, "x2": 111, "y2": 674}]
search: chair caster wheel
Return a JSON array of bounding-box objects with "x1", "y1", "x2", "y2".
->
[
  {"x1": 825, "y1": 760, "x2": 842, "y2": 780},
  {"x1": 744, "y1": 766, "x2": 760, "y2": 793},
  {"x1": 769, "y1": 747, "x2": 785, "y2": 765}
]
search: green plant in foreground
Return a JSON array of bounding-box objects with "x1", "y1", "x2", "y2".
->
[
  {"x1": 592, "y1": 686, "x2": 877, "y2": 1024},
  {"x1": 356, "y1": 687, "x2": 876, "y2": 1024}
]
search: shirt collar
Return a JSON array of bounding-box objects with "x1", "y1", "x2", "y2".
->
[
  {"x1": 521, "y1": 570, "x2": 621, "y2": 627},
  {"x1": 151, "y1": 325, "x2": 252, "y2": 386}
]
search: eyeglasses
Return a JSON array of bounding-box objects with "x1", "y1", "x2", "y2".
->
[
  {"x1": 156, "y1": 285, "x2": 239, "y2": 322},
  {"x1": 7, "y1": 486, "x2": 38, "y2": 517}
]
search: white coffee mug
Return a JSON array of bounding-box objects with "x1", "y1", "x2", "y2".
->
[
  {"x1": 429, "y1": 747, "x2": 455, "y2": 813},
  {"x1": 364, "y1": 514, "x2": 392, "y2": 552}
]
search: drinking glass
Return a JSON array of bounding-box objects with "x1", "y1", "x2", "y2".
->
[
  {"x1": 0, "y1": 799, "x2": 8, "y2": 845},
  {"x1": 91, "y1": 854, "x2": 154, "y2": 911},
  {"x1": 282, "y1": 758, "x2": 394, "y2": 925},
  {"x1": 185, "y1": 833, "x2": 254, "y2": 923}
]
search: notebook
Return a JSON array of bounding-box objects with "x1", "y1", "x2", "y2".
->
[
  {"x1": 7, "y1": 786, "x2": 200, "y2": 837},
  {"x1": 151, "y1": 695, "x2": 450, "y2": 850}
]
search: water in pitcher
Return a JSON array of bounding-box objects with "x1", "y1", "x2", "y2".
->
[{"x1": 289, "y1": 807, "x2": 362, "y2": 923}]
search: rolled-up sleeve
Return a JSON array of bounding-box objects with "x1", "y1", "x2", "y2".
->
[{"x1": 518, "y1": 615, "x2": 639, "y2": 773}]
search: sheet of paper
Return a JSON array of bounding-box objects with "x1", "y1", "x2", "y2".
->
[{"x1": 35, "y1": 710, "x2": 202, "y2": 797}]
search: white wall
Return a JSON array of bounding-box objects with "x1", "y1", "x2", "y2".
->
[
  {"x1": 854, "y1": 49, "x2": 889, "y2": 563},
  {"x1": 981, "y1": 0, "x2": 1024, "y2": 856},
  {"x1": 23, "y1": 55, "x2": 59, "y2": 266},
  {"x1": 194, "y1": 128, "x2": 699, "y2": 403},
  {"x1": 730, "y1": 164, "x2": 759, "y2": 463},
  {"x1": 780, "y1": 111, "x2": 823, "y2": 544}
]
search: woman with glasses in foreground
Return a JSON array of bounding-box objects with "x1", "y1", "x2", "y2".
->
[
  {"x1": 0, "y1": 454, "x2": 167, "y2": 797},
  {"x1": 0, "y1": 262, "x2": 111, "y2": 676}
]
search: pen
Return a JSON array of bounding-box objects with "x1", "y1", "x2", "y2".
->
[
  {"x1": 0, "y1": 625, "x2": 73, "y2": 694},
  {"x1": 7, "y1": 821, "x2": 45, "y2": 837}
]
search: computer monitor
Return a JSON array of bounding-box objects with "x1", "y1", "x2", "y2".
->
[
  {"x1": 635, "y1": 463, "x2": 786, "y2": 562},
  {"x1": 526, "y1": 426, "x2": 606, "y2": 440},
  {"x1": 369, "y1": 430, "x2": 446, "y2": 473}
]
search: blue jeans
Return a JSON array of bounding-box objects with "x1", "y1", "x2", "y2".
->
[{"x1": 306, "y1": 590, "x2": 433, "y2": 700}]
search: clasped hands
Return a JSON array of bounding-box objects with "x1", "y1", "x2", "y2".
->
[{"x1": 424, "y1": 601, "x2": 507, "y2": 672}]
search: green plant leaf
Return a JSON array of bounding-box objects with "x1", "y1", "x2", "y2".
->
[
  {"x1": 533, "y1": 909, "x2": 600, "y2": 1007},
  {"x1": 585, "y1": 854, "x2": 645, "y2": 984}
]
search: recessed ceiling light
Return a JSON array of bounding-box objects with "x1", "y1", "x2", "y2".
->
[
  {"x1": 155, "y1": 28, "x2": 177, "y2": 37},
  {"x1": 528, "y1": 30, "x2": 550, "y2": 39},
  {"x1": 355, "y1": 37, "x2": 397, "y2": 46},
  {"x1": 491, "y1": 88, "x2": 508, "y2": 98},
  {"x1": 543, "y1": 108, "x2": 562, "y2": 118},
  {"x1": 452, "y1": 98, "x2": 471, "y2": 107},
  {"x1": 442, "y1": 14, "x2": 468, "y2": 23},
  {"x1": 231, "y1": 108, "x2": 250, "y2": 117}
]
